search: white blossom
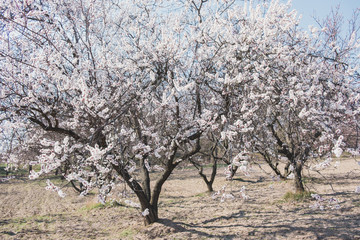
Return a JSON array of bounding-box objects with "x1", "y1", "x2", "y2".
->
[{"x1": 142, "y1": 208, "x2": 150, "y2": 216}]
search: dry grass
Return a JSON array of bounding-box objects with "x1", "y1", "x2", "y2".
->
[{"x1": 1, "y1": 158, "x2": 360, "y2": 239}]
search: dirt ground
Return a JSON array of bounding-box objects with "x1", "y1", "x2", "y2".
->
[{"x1": 1, "y1": 158, "x2": 360, "y2": 240}]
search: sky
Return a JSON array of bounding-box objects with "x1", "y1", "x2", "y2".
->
[{"x1": 287, "y1": 0, "x2": 359, "y2": 32}]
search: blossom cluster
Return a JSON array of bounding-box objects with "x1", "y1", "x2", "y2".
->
[
  {"x1": 212, "y1": 184, "x2": 248, "y2": 203},
  {"x1": 309, "y1": 194, "x2": 340, "y2": 210},
  {"x1": 45, "y1": 179, "x2": 66, "y2": 198}
]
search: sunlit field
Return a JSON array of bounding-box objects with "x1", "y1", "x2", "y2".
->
[{"x1": 1, "y1": 157, "x2": 359, "y2": 239}]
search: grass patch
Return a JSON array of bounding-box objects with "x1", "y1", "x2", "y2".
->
[
  {"x1": 0, "y1": 164, "x2": 8, "y2": 176},
  {"x1": 283, "y1": 191, "x2": 314, "y2": 202},
  {"x1": 1, "y1": 214, "x2": 58, "y2": 232},
  {"x1": 0, "y1": 164, "x2": 28, "y2": 177},
  {"x1": 81, "y1": 200, "x2": 123, "y2": 211},
  {"x1": 9, "y1": 218, "x2": 28, "y2": 231},
  {"x1": 82, "y1": 202, "x2": 106, "y2": 211},
  {"x1": 118, "y1": 227, "x2": 136, "y2": 239},
  {"x1": 33, "y1": 215, "x2": 55, "y2": 223},
  {"x1": 194, "y1": 192, "x2": 208, "y2": 197}
]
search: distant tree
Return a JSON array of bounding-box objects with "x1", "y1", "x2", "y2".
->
[{"x1": 315, "y1": 5, "x2": 360, "y2": 152}]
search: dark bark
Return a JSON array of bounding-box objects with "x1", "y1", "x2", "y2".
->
[
  {"x1": 70, "y1": 180, "x2": 83, "y2": 193},
  {"x1": 70, "y1": 177, "x2": 90, "y2": 194},
  {"x1": 228, "y1": 165, "x2": 238, "y2": 180},
  {"x1": 190, "y1": 156, "x2": 217, "y2": 192},
  {"x1": 151, "y1": 139, "x2": 201, "y2": 217},
  {"x1": 205, "y1": 179, "x2": 214, "y2": 192},
  {"x1": 140, "y1": 158, "x2": 151, "y2": 201},
  {"x1": 112, "y1": 145, "x2": 180, "y2": 225},
  {"x1": 257, "y1": 149, "x2": 290, "y2": 179},
  {"x1": 112, "y1": 137, "x2": 201, "y2": 225},
  {"x1": 112, "y1": 163, "x2": 159, "y2": 225},
  {"x1": 29, "y1": 117, "x2": 81, "y2": 140},
  {"x1": 132, "y1": 114, "x2": 151, "y2": 202},
  {"x1": 144, "y1": 204, "x2": 158, "y2": 225},
  {"x1": 284, "y1": 162, "x2": 291, "y2": 176},
  {"x1": 294, "y1": 163, "x2": 305, "y2": 192},
  {"x1": 150, "y1": 161, "x2": 177, "y2": 216},
  {"x1": 207, "y1": 158, "x2": 217, "y2": 191}
]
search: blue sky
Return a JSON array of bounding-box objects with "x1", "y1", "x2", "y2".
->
[{"x1": 287, "y1": 0, "x2": 359, "y2": 31}]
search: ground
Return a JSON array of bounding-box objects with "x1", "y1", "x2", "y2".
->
[{"x1": 1, "y1": 158, "x2": 360, "y2": 240}]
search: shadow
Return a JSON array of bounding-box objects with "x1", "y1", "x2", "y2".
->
[
  {"x1": 231, "y1": 177, "x2": 258, "y2": 183},
  {"x1": 1, "y1": 231, "x2": 16, "y2": 236},
  {"x1": 201, "y1": 211, "x2": 246, "y2": 225},
  {"x1": 305, "y1": 173, "x2": 360, "y2": 186},
  {"x1": 0, "y1": 219, "x2": 10, "y2": 226},
  {"x1": 185, "y1": 211, "x2": 360, "y2": 239},
  {"x1": 254, "y1": 213, "x2": 360, "y2": 240},
  {"x1": 159, "y1": 187, "x2": 360, "y2": 239},
  {"x1": 158, "y1": 218, "x2": 237, "y2": 239},
  {"x1": 216, "y1": 208, "x2": 359, "y2": 239},
  {"x1": 15, "y1": 228, "x2": 52, "y2": 236},
  {"x1": 0, "y1": 176, "x2": 19, "y2": 185}
]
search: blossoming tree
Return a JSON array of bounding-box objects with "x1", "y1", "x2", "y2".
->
[
  {"x1": 1, "y1": 0, "x2": 359, "y2": 226},
  {"x1": 211, "y1": 1, "x2": 360, "y2": 192},
  {"x1": 0, "y1": 0, "x2": 235, "y2": 224}
]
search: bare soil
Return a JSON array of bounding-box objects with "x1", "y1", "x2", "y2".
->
[{"x1": 1, "y1": 158, "x2": 360, "y2": 240}]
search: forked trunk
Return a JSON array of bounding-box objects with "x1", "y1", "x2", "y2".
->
[
  {"x1": 112, "y1": 163, "x2": 159, "y2": 225},
  {"x1": 142, "y1": 203, "x2": 158, "y2": 225},
  {"x1": 206, "y1": 182, "x2": 214, "y2": 192},
  {"x1": 203, "y1": 166, "x2": 215, "y2": 192},
  {"x1": 191, "y1": 157, "x2": 217, "y2": 192},
  {"x1": 258, "y1": 151, "x2": 287, "y2": 179},
  {"x1": 113, "y1": 139, "x2": 200, "y2": 226}
]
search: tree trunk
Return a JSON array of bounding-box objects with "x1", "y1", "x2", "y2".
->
[
  {"x1": 284, "y1": 162, "x2": 291, "y2": 177},
  {"x1": 150, "y1": 161, "x2": 177, "y2": 216},
  {"x1": 191, "y1": 157, "x2": 217, "y2": 192},
  {"x1": 205, "y1": 181, "x2": 213, "y2": 192},
  {"x1": 113, "y1": 139, "x2": 200, "y2": 226},
  {"x1": 293, "y1": 164, "x2": 305, "y2": 192},
  {"x1": 112, "y1": 163, "x2": 159, "y2": 225},
  {"x1": 199, "y1": 166, "x2": 215, "y2": 192},
  {"x1": 206, "y1": 158, "x2": 217, "y2": 192},
  {"x1": 140, "y1": 201, "x2": 158, "y2": 225},
  {"x1": 228, "y1": 165, "x2": 238, "y2": 180},
  {"x1": 258, "y1": 151, "x2": 287, "y2": 179}
]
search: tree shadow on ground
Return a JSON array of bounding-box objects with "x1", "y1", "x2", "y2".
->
[
  {"x1": 158, "y1": 218, "x2": 238, "y2": 239},
  {"x1": 168, "y1": 196, "x2": 360, "y2": 239},
  {"x1": 232, "y1": 177, "x2": 258, "y2": 183},
  {"x1": 250, "y1": 213, "x2": 360, "y2": 240}
]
